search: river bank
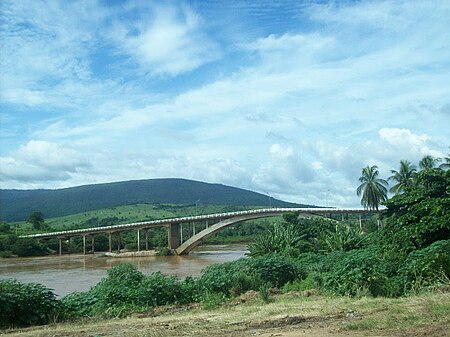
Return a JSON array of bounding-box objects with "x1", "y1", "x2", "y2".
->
[{"x1": 3, "y1": 291, "x2": 449, "y2": 336}]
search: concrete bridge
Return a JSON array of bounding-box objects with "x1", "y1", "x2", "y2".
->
[{"x1": 21, "y1": 208, "x2": 377, "y2": 255}]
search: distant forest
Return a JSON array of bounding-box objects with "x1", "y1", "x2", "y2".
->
[{"x1": 0, "y1": 178, "x2": 308, "y2": 222}]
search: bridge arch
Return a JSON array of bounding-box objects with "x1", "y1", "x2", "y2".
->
[{"x1": 175, "y1": 211, "x2": 282, "y2": 255}]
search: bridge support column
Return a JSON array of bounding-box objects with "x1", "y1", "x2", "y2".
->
[
  {"x1": 145, "y1": 230, "x2": 149, "y2": 251},
  {"x1": 108, "y1": 233, "x2": 112, "y2": 253},
  {"x1": 91, "y1": 236, "x2": 95, "y2": 254},
  {"x1": 168, "y1": 223, "x2": 181, "y2": 249},
  {"x1": 83, "y1": 235, "x2": 86, "y2": 255},
  {"x1": 68, "y1": 237, "x2": 71, "y2": 254},
  {"x1": 59, "y1": 238, "x2": 62, "y2": 256},
  {"x1": 137, "y1": 229, "x2": 140, "y2": 252}
]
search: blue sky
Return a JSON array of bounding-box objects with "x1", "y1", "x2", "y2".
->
[{"x1": 1, "y1": 0, "x2": 449, "y2": 207}]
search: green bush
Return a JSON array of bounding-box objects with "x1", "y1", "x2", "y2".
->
[
  {"x1": 321, "y1": 247, "x2": 389, "y2": 297},
  {"x1": 0, "y1": 279, "x2": 58, "y2": 327},
  {"x1": 136, "y1": 272, "x2": 194, "y2": 306},
  {"x1": 60, "y1": 291, "x2": 98, "y2": 319},
  {"x1": 246, "y1": 254, "x2": 303, "y2": 288},
  {"x1": 199, "y1": 255, "x2": 303, "y2": 297},
  {"x1": 399, "y1": 240, "x2": 450, "y2": 293},
  {"x1": 86, "y1": 263, "x2": 145, "y2": 316},
  {"x1": 11, "y1": 237, "x2": 48, "y2": 257}
]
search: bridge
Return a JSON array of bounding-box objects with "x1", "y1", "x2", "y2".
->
[{"x1": 21, "y1": 208, "x2": 377, "y2": 255}]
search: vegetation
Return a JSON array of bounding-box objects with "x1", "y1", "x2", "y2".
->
[
  {"x1": 0, "y1": 280, "x2": 58, "y2": 328},
  {"x1": 357, "y1": 165, "x2": 388, "y2": 210},
  {"x1": 0, "y1": 153, "x2": 448, "y2": 333},
  {"x1": 0, "y1": 178, "x2": 306, "y2": 222},
  {"x1": 388, "y1": 160, "x2": 417, "y2": 195}
]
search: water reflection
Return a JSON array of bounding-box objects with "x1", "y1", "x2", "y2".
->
[{"x1": 0, "y1": 244, "x2": 247, "y2": 297}]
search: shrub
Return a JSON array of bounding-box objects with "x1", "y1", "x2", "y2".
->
[
  {"x1": 88, "y1": 263, "x2": 145, "y2": 316},
  {"x1": 136, "y1": 272, "x2": 191, "y2": 307},
  {"x1": 246, "y1": 254, "x2": 304, "y2": 288},
  {"x1": 321, "y1": 247, "x2": 389, "y2": 297},
  {"x1": 60, "y1": 291, "x2": 97, "y2": 319},
  {"x1": 399, "y1": 240, "x2": 450, "y2": 293},
  {"x1": 198, "y1": 255, "x2": 303, "y2": 297},
  {"x1": 0, "y1": 279, "x2": 58, "y2": 327}
]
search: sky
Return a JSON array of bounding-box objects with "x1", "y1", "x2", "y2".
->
[{"x1": 0, "y1": 0, "x2": 449, "y2": 207}]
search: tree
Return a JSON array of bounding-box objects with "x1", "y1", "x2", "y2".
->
[
  {"x1": 380, "y1": 169, "x2": 450, "y2": 255},
  {"x1": 27, "y1": 212, "x2": 44, "y2": 230},
  {"x1": 388, "y1": 160, "x2": 416, "y2": 195},
  {"x1": 419, "y1": 155, "x2": 439, "y2": 170},
  {"x1": 439, "y1": 151, "x2": 450, "y2": 170},
  {"x1": 357, "y1": 165, "x2": 388, "y2": 210}
]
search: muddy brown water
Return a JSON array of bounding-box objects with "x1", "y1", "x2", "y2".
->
[{"x1": 0, "y1": 244, "x2": 247, "y2": 297}]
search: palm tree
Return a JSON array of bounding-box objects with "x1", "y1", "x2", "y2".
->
[
  {"x1": 438, "y1": 151, "x2": 450, "y2": 170},
  {"x1": 357, "y1": 165, "x2": 388, "y2": 210},
  {"x1": 388, "y1": 160, "x2": 416, "y2": 194},
  {"x1": 419, "y1": 155, "x2": 439, "y2": 170}
]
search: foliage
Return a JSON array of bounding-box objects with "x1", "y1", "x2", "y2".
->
[
  {"x1": 380, "y1": 169, "x2": 450, "y2": 255},
  {"x1": 202, "y1": 291, "x2": 226, "y2": 310},
  {"x1": 357, "y1": 165, "x2": 388, "y2": 210},
  {"x1": 247, "y1": 222, "x2": 304, "y2": 257},
  {"x1": 27, "y1": 211, "x2": 45, "y2": 230},
  {"x1": 12, "y1": 237, "x2": 48, "y2": 256},
  {"x1": 398, "y1": 240, "x2": 450, "y2": 293},
  {"x1": 389, "y1": 160, "x2": 417, "y2": 194},
  {"x1": 61, "y1": 263, "x2": 200, "y2": 319},
  {"x1": 419, "y1": 155, "x2": 439, "y2": 171},
  {"x1": 136, "y1": 272, "x2": 196, "y2": 307},
  {"x1": 0, "y1": 279, "x2": 58, "y2": 327},
  {"x1": 318, "y1": 224, "x2": 367, "y2": 252},
  {"x1": 1, "y1": 178, "x2": 306, "y2": 222},
  {"x1": 198, "y1": 255, "x2": 303, "y2": 297},
  {"x1": 258, "y1": 283, "x2": 272, "y2": 303},
  {"x1": 321, "y1": 246, "x2": 389, "y2": 297}
]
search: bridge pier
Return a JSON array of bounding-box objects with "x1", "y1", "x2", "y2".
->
[
  {"x1": 83, "y1": 235, "x2": 86, "y2": 255},
  {"x1": 145, "y1": 230, "x2": 149, "y2": 250},
  {"x1": 108, "y1": 232, "x2": 112, "y2": 252},
  {"x1": 168, "y1": 223, "x2": 181, "y2": 249},
  {"x1": 137, "y1": 229, "x2": 140, "y2": 252},
  {"x1": 59, "y1": 238, "x2": 62, "y2": 256}
]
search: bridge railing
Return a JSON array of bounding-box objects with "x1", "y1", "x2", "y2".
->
[{"x1": 20, "y1": 207, "x2": 379, "y2": 239}]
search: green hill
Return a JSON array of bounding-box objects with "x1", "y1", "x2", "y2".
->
[{"x1": 0, "y1": 178, "x2": 310, "y2": 222}]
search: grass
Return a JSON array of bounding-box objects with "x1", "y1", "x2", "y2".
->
[
  {"x1": 13, "y1": 204, "x2": 269, "y2": 230},
  {"x1": 3, "y1": 291, "x2": 449, "y2": 337}
]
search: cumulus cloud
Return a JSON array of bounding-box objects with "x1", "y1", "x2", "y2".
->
[
  {"x1": 252, "y1": 144, "x2": 316, "y2": 194},
  {"x1": 0, "y1": 140, "x2": 91, "y2": 184},
  {"x1": 378, "y1": 128, "x2": 443, "y2": 159}
]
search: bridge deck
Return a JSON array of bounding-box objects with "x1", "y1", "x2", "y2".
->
[{"x1": 20, "y1": 208, "x2": 377, "y2": 240}]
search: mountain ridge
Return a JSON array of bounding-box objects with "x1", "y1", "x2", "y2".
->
[{"x1": 0, "y1": 178, "x2": 314, "y2": 222}]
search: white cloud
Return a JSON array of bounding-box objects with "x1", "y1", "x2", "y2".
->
[
  {"x1": 0, "y1": 140, "x2": 90, "y2": 184},
  {"x1": 378, "y1": 128, "x2": 444, "y2": 161},
  {"x1": 113, "y1": 4, "x2": 220, "y2": 76}
]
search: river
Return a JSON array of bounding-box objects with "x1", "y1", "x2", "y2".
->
[{"x1": 0, "y1": 244, "x2": 247, "y2": 297}]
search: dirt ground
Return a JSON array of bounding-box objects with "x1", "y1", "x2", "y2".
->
[{"x1": 2, "y1": 291, "x2": 449, "y2": 337}]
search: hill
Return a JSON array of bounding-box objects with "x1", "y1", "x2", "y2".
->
[{"x1": 0, "y1": 178, "x2": 309, "y2": 222}]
